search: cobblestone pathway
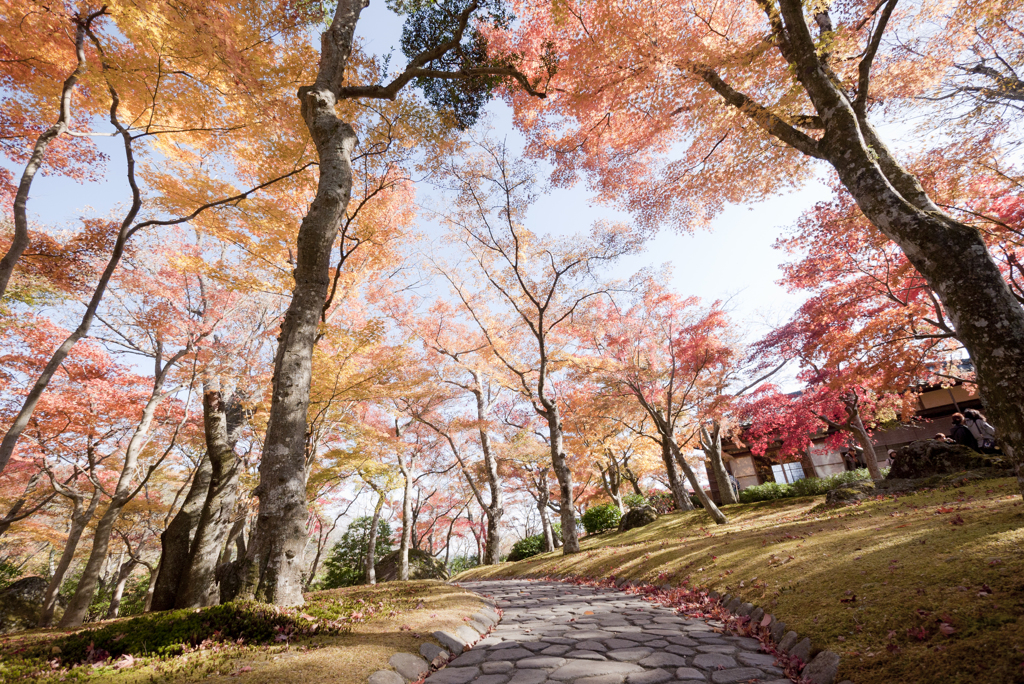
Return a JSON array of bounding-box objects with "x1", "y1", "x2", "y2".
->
[{"x1": 425, "y1": 580, "x2": 792, "y2": 684}]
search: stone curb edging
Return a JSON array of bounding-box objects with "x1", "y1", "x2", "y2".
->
[
  {"x1": 367, "y1": 588, "x2": 501, "y2": 684},
  {"x1": 512, "y1": 571, "x2": 853, "y2": 684}
]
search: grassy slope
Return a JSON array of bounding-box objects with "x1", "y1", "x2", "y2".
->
[
  {"x1": 0, "y1": 580, "x2": 484, "y2": 683},
  {"x1": 459, "y1": 477, "x2": 1024, "y2": 684}
]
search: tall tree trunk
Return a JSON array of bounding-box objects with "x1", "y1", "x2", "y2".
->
[
  {"x1": 105, "y1": 559, "x2": 137, "y2": 619},
  {"x1": 365, "y1": 492, "x2": 384, "y2": 586},
  {"x1": 545, "y1": 406, "x2": 580, "y2": 554},
  {"x1": 60, "y1": 387, "x2": 168, "y2": 628},
  {"x1": 701, "y1": 422, "x2": 738, "y2": 505},
  {"x1": 398, "y1": 457, "x2": 413, "y2": 582},
  {"x1": 176, "y1": 390, "x2": 242, "y2": 608},
  {"x1": 150, "y1": 453, "x2": 212, "y2": 612},
  {"x1": 473, "y1": 374, "x2": 503, "y2": 565},
  {"x1": 240, "y1": 0, "x2": 364, "y2": 606},
  {"x1": 668, "y1": 440, "x2": 727, "y2": 525},
  {"x1": 848, "y1": 412, "x2": 882, "y2": 480},
  {"x1": 143, "y1": 565, "x2": 158, "y2": 612},
  {"x1": 536, "y1": 473, "x2": 555, "y2": 553},
  {"x1": 661, "y1": 437, "x2": 694, "y2": 511},
  {"x1": 39, "y1": 488, "x2": 100, "y2": 627}
]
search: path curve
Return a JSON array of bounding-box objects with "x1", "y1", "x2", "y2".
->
[{"x1": 425, "y1": 580, "x2": 792, "y2": 684}]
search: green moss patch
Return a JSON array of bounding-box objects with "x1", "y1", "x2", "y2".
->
[{"x1": 459, "y1": 477, "x2": 1024, "y2": 684}]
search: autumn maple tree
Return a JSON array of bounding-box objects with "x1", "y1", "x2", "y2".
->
[{"x1": 490, "y1": 0, "x2": 1024, "y2": 495}]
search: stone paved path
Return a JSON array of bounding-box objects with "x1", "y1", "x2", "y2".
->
[{"x1": 425, "y1": 580, "x2": 792, "y2": 684}]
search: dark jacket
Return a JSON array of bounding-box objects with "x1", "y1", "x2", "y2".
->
[{"x1": 951, "y1": 423, "x2": 978, "y2": 450}]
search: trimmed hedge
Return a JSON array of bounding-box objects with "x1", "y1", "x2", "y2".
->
[{"x1": 739, "y1": 468, "x2": 888, "y2": 503}]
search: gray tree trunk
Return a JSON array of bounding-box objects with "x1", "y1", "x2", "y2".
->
[
  {"x1": 701, "y1": 422, "x2": 738, "y2": 505},
  {"x1": 365, "y1": 493, "x2": 384, "y2": 585},
  {"x1": 398, "y1": 457, "x2": 413, "y2": 581},
  {"x1": 239, "y1": 0, "x2": 364, "y2": 606},
  {"x1": 176, "y1": 390, "x2": 243, "y2": 608},
  {"x1": 150, "y1": 453, "x2": 212, "y2": 612},
  {"x1": 545, "y1": 405, "x2": 580, "y2": 554},
  {"x1": 60, "y1": 386, "x2": 168, "y2": 627},
  {"x1": 536, "y1": 472, "x2": 556, "y2": 553},
  {"x1": 473, "y1": 374, "x2": 503, "y2": 565},
  {"x1": 669, "y1": 440, "x2": 727, "y2": 525},
  {"x1": 105, "y1": 559, "x2": 137, "y2": 619},
  {"x1": 661, "y1": 438, "x2": 694, "y2": 511},
  {"x1": 39, "y1": 488, "x2": 100, "y2": 627}
]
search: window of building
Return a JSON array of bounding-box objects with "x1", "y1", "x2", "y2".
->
[{"x1": 771, "y1": 462, "x2": 805, "y2": 484}]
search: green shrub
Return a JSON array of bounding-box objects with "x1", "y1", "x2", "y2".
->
[
  {"x1": 623, "y1": 491, "x2": 676, "y2": 513},
  {"x1": 740, "y1": 481, "x2": 794, "y2": 503},
  {"x1": 448, "y1": 554, "x2": 479, "y2": 575},
  {"x1": 622, "y1": 493, "x2": 646, "y2": 510},
  {"x1": 507, "y1": 534, "x2": 544, "y2": 561},
  {"x1": 739, "y1": 467, "x2": 889, "y2": 503},
  {"x1": 507, "y1": 523, "x2": 561, "y2": 561},
  {"x1": 581, "y1": 503, "x2": 621, "y2": 535}
]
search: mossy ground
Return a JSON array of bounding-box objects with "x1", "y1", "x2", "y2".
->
[
  {"x1": 458, "y1": 477, "x2": 1024, "y2": 684},
  {"x1": 0, "y1": 580, "x2": 484, "y2": 683}
]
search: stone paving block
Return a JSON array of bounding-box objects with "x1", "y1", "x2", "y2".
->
[
  {"x1": 607, "y1": 647, "x2": 654, "y2": 662},
  {"x1": 675, "y1": 667, "x2": 708, "y2": 680},
  {"x1": 389, "y1": 652, "x2": 430, "y2": 680},
  {"x1": 470, "y1": 617, "x2": 493, "y2": 634},
  {"x1": 789, "y1": 638, "x2": 812, "y2": 664},
  {"x1": 476, "y1": 637, "x2": 503, "y2": 647},
  {"x1": 425, "y1": 666, "x2": 480, "y2": 684},
  {"x1": 691, "y1": 653, "x2": 738, "y2": 669},
  {"x1": 482, "y1": 661, "x2": 515, "y2": 674},
  {"x1": 574, "y1": 630, "x2": 617, "y2": 639},
  {"x1": 576, "y1": 639, "x2": 608, "y2": 651},
  {"x1": 639, "y1": 652, "x2": 689, "y2": 668},
  {"x1": 488, "y1": 647, "x2": 534, "y2": 661},
  {"x1": 709, "y1": 668, "x2": 765, "y2": 684},
  {"x1": 541, "y1": 644, "x2": 572, "y2": 656},
  {"x1": 724, "y1": 636, "x2": 761, "y2": 651},
  {"x1": 474, "y1": 676, "x2": 510, "y2": 684},
  {"x1": 421, "y1": 642, "x2": 448, "y2": 662},
  {"x1": 626, "y1": 668, "x2": 674, "y2": 684},
  {"x1": 458, "y1": 625, "x2": 483, "y2": 643},
  {"x1": 577, "y1": 675, "x2": 627, "y2": 684},
  {"x1": 646, "y1": 639, "x2": 669, "y2": 648},
  {"x1": 665, "y1": 644, "x2": 696, "y2": 657},
  {"x1": 434, "y1": 630, "x2": 468, "y2": 654},
  {"x1": 450, "y1": 649, "x2": 488, "y2": 666},
  {"x1": 749, "y1": 607, "x2": 765, "y2": 625},
  {"x1": 606, "y1": 638, "x2": 641, "y2": 649},
  {"x1": 736, "y1": 651, "x2": 778, "y2": 668},
  {"x1": 368, "y1": 671, "x2": 405, "y2": 684},
  {"x1": 666, "y1": 636, "x2": 699, "y2": 647},
  {"x1": 548, "y1": 659, "x2": 645, "y2": 681},
  {"x1": 507, "y1": 670, "x2": 549, "y2": 684},
  {"x1": 777, "y1": 631, "x2": 798, "y2": 653},
  {"x1": 517, "y1": 655, "x2": 567, "y2": 668},
  {"x1": 802, "y1": 650, "x2": 841, "y2": 684},
  {"x1": 696, "y1": 645, "x2": 738, "y2": 654},
  {"x1": 569, "y1": 650, "x2": 608, "y2": 660},
  {"x1": 522, "y1": 641, "x2": 552, "y2": 652}
]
